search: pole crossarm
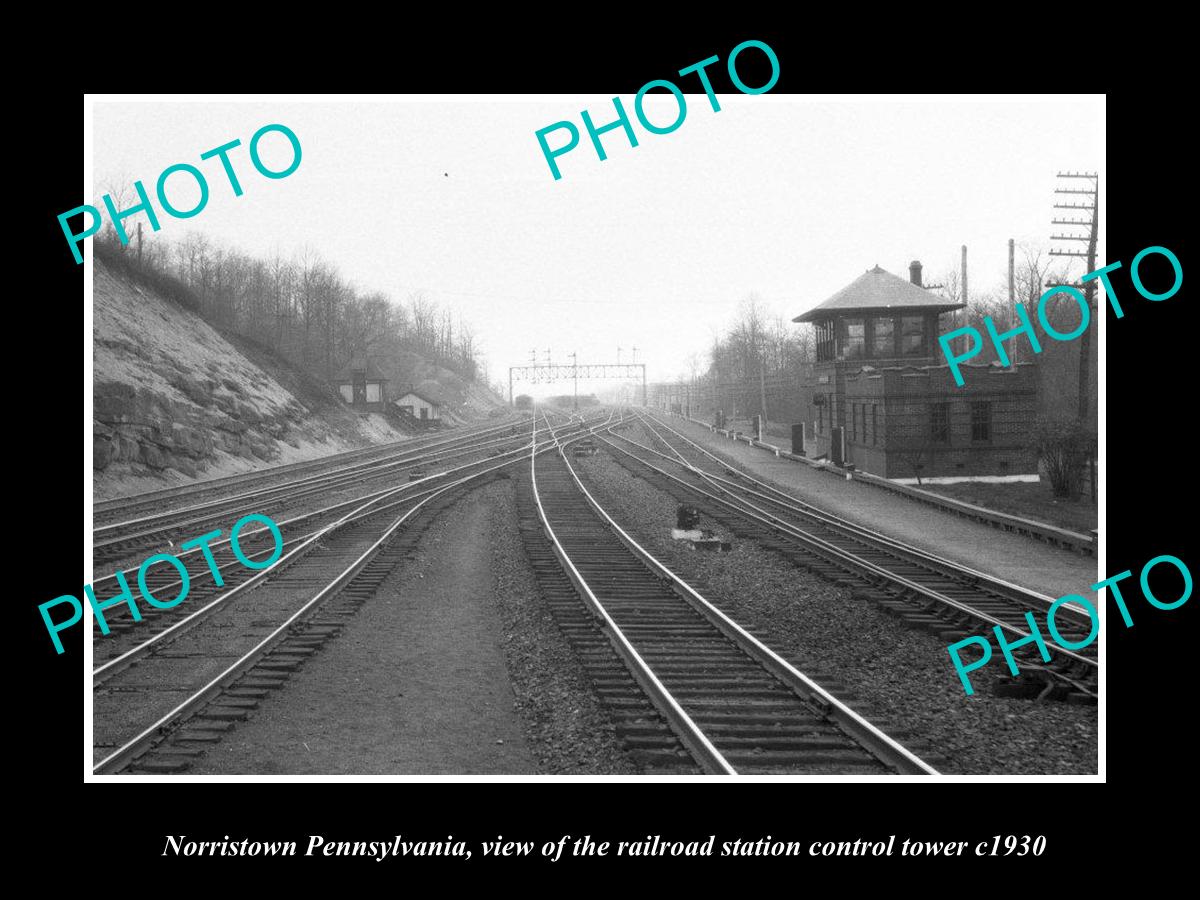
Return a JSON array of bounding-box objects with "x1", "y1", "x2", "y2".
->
[{"x1": 1052, "y1": 171, "x2": 1099, "y2": 425}]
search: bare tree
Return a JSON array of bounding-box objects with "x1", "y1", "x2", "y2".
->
[
  {"x1": 1014, "y1": 242, "x2": 1069, "y2": 311},
  {"x1": 934, "y1": 267, "x2": 962, "y2": 306},
  {"x1": 895, "y1": 447, "x2": 928, "y2": 485},
  {"x1": 97, "y1": 177, "x2": 139, "y2": 250},
  {"x1": 99, "y1": 228, "x2": 488, "y2": 392},
  {"x1": 409, "y1": 292, "x2": 436, "y2": 351}
]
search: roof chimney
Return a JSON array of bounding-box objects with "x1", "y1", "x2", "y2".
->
[{"x1": 909, "y1": 260, "x2": 923, "y2": 286}]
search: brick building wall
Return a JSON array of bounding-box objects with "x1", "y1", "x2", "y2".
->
[{"x1": 804, "y1": 361, "x2": 1038, "y2": 478}]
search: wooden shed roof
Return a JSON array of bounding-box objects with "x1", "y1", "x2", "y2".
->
[{"x1": 395, "y1": 389, "x2": 442, "y2": 407}]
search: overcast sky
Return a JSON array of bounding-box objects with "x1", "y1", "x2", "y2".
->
[{"x1": 93, "y1": 96, "x2": 1103, "y2": 390}]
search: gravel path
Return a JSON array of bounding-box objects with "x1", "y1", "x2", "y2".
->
[
  {"x1": 651, "y1": 414, "x2": 1098, "y2": 602},
  {"x1": 187, "y1": 477, "x2": 638, "y2": 775},
  {"x1": 575, "y1": 449, "x2": 1098, "y2": 775}
]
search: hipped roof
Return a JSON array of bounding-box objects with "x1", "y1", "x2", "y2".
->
[{"x1": 792, "y1": 265, "x2": 966, "y2": 323}]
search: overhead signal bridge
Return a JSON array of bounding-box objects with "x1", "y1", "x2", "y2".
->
[{"x1": 508, "y1": 363, "x2": 647, "y2": 407}]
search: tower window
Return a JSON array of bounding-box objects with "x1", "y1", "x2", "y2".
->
[
  {"x1": 872, "y1": 317, "x2": 895, "y2": 356},
  {"x1": 901, "y1": 316, "x2": 927, "y2": 356},
  {"x1": 816, "y1": 320, "x2": 836, "y2": 362},
  {"x1": 843, "y1": 318, "x2": 866, "y2": 359},
  {"x1": 971, "y1": 401, "x2": 992, "y2": 442},
  {"x1": 931, "y1": 402, "x2": 950, "y2": 443}
]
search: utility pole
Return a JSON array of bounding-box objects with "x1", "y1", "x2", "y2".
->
[
  {"x1": 617, "y1": 346, "x2": 622, "y2": 364},
  {"x1": 1051, "y1": 172, "x2": 1099, "y2": 424},
  {"x1": 759, "y1": 366, "x2": 767, "y2": 427},
  {"x1": 569, "y1": 351, "x2": 578, "y2": 411},
  {"x1": 1008, "y1": 238, "x2": 1015, "y2": 328},
  {"x1": 960, "y1": 244, "x2": 969, "y2": 357},
  {"x1": 961, "y1": 243, "x2": 969, "y2": 310}
]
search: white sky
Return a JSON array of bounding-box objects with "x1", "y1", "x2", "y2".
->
[{"x1": 93, "y1": 96, "x2": 1103, "y2": 388}]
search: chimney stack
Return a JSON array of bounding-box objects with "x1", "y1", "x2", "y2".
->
[{"x1": 909, "y1": 260, "x2": 923, "y2": 286}]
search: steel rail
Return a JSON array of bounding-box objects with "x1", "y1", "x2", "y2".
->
[
  {"x1": 95, "y1": 423, "x2": 541, "y2": 539},
  {"x1": 637, "y1": 414, "x2": 1099, "y2": 635},
  {"x1": 94, "y1": 478, "x2": 455, "y2": 685},
  {"x1": 530, "y1": 416, "x2": 737, "y2": 776},
  {"x1": 92, "y1": 444, "x2": 565, "y2": 776},
  {"x1": 633, "y1": 415, "x2": 1099, "y2": 636},
  {"x1": 638, "y1": 413, "x2": 1084, "y2": 620},
  {"x1": 556, "y1": 423, "x2": 938, "y2": 775},
  {"x1": 90, "y1": 419, "x2": 573, "y2": 594},
  {"x1": 94, "y1": 414, "x2": 534, "y2": 514},
  {"x1": 597, "y1": 426, "x2": 1098, "y2": 674},
  {"x1": 631, "y1": 419, "x2": 1100, "y2": 686},
  {"x1": 92, "y1": 420, "x2": 592, "y2": 683}
]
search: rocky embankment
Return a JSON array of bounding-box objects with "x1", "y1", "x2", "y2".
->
[
  {"x1": 93, "y1": 375, "x2": 315, "y2": 479},
  {"x1": 92, "y1": 259, "x2": 408, "y2": 498}
]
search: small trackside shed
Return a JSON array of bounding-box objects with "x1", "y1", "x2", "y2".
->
[
  {"x1": 394, "y1": 390, "x2": 442, "y2": 422},
  {"x1": 334, "y1": 357, "x2": 390, "y2": 410}
]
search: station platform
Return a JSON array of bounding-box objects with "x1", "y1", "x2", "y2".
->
[{"x1": 647, "y1": 413, "x2": 1100, "y2": 603}]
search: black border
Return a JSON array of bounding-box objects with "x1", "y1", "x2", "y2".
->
[{"x1": 20, "y1": 23, "x2": 1193, "y2": 877}]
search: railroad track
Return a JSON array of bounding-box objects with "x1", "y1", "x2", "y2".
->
[
  {"x1": 599, "y1": 413, "x2": 1097, "y2": 701},
  {"x1": 93, "y1": 418, "x2": 547, "y2": 568},
  {"x1": 94, "y1": 449, "x2": 512, "y2": 567},
  {"x1": 94, "y1": 414, "x2": 533, "y2": 526},
  {"x1": 90, "y1": 418, "x2": 577, "y2": 656},
  {"x1": 92, "y1": 414, "x2": 598, "y2": 775},
  {"x1": 92, "y1": 450, "x2": 521, "y2": 677},
  {"x1": 525, "y1": 418, "x2": 940, "y2": 775}
]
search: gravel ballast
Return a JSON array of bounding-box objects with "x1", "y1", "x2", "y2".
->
[
  {"x1": 574, "y1": 446, "x2": 1098, "y2": 775},
  {"x1": 486, "y1": 478, "x2": 640, "y2": 775}
]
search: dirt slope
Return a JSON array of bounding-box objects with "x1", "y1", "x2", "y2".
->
[{"x1": 92, "y1": 259, "x2": 500, "y2": 499}]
